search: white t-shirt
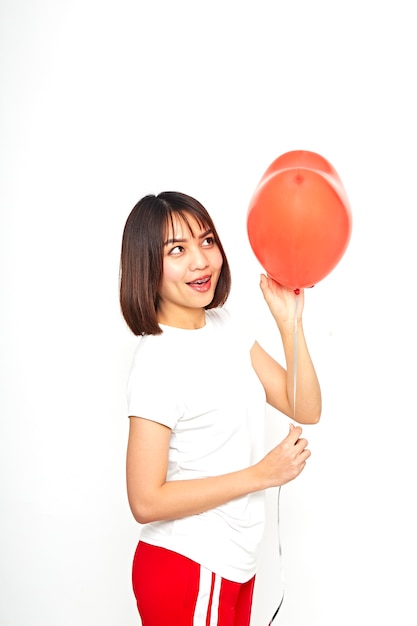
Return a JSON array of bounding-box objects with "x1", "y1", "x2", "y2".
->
[{"x1": 127, "y1": 307, "x2": 267, "y2": 582}]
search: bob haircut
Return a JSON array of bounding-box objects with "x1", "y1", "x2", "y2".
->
[{"x1": 120, "y1": 191, "x2": 232, "y2": 336}]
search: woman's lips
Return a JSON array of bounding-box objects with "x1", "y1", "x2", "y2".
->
[{"x1": 187, "y1": 275, "x2": 212, "y2": 292}]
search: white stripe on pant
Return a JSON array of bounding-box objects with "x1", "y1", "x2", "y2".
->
[{"x1": 193, "y1": 566, "x2": 221, "y2": 625}]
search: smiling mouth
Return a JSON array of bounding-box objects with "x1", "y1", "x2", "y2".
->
[
  {"x1": 187, "y1": 276, "x2": 210, "y2": 285},
  {"x1": 186, "y1": 275, "x2": 212, "y2": 292}
]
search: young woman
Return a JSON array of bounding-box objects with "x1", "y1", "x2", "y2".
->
[{"x1": 120, "y1": 191, "x2": 321, "y2": 626}]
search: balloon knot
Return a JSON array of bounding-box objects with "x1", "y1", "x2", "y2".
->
[{"x1": 294, "y1": 288, "x2": 300, "y2": 295}]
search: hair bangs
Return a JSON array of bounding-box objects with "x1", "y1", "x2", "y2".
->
[{"x1": 164, "y1": 209, "x2": 210, "y2": 243}]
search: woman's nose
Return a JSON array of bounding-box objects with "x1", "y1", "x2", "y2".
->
[{"x1": 189, "y1": 246, "x2": 208, "y2": 271}]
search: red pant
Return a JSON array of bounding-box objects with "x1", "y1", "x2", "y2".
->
[{"x1": 132, "y1": 541, "x2": 255, "y2": 625}]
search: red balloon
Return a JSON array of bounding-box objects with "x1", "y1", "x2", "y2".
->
[{"x1": 247, "y1": 150, "x2": 352, "y2": 289}]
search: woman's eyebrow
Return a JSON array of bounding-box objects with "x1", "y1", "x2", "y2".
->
[
  {"x1": 199, "y1": 228, "x2": 213, "y2": 239},
  {"x1": 164, "y1": 236, "x2": 187, "y2": 246},
  {"x1": 164, "y1": 228, "x2": 213, "y2": 246}
]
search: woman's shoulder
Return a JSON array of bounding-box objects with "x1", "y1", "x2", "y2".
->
[
  {"x1": 206, "y1": 307, "x2": 256, "y2": 348},
  {"x1": 129, "y1": 331, "x2": 169, "y2": 368},
  {"x1": 206, "y1": 306, "x2": 232, "y2": 326}
]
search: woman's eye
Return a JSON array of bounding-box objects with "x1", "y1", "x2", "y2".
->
[
  {"x1": 203, "y1": 236, "x2": 215, "y2": 246},
  {"x1": 169, "y1": 245, "x2": 184, "y2": 255}
]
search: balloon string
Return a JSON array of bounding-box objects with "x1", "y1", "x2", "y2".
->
[{"x1": 268, "y1": 292, "x2": 299, "y2": 625}]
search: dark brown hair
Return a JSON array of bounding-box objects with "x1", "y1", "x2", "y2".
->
[{"x1": 120, "y1": 191, "x2": 232, "y2": 335}]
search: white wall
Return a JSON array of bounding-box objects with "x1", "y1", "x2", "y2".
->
[{"x1": 1, "y1": 1, "x2": 416, "y2": 625}]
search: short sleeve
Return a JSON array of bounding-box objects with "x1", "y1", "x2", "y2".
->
[{"x1": 127, "y1": 337, "x2": 183, "y2": 429}]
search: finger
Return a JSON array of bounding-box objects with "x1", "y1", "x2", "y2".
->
[
  {"x1": 295, "y1": 437, "x2": 309, "y2": 451},
  {"x1": 298, "y1": 447, "x2": 311, "y2": 461},
  {"x1": 300, "y1": 449, "x2": 311, "y2": 463},
  {"x1": 289, "y1": 425, "x2": 302, "y2": 441}
]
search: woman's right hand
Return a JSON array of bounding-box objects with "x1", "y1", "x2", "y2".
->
[
  {"x1": 256, "y1": 424, "x2": 311, "y2": 488},
  {"x1": 127, "y1": 418, "x2": 310, "y2": 525}
]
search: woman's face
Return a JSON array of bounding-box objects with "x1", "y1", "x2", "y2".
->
[{"x1": 156, "y1": 212, "x2": 223, "y2": 328}]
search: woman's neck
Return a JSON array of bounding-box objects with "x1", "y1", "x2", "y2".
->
[{"x1": 157, "y1": 306, "x2": 206, "y2": 330}]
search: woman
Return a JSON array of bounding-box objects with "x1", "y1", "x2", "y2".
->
[{"x1": 120, "y1": 191, "x2": 321, "y2": 625}]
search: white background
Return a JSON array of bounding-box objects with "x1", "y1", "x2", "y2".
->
[{"x1": 1, "y1": 1, "x2": 416, "y2": 625}]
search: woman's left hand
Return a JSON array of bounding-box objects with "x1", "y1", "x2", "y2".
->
[{"x1": 259, "y1": 274, "x2": 304, "y2": 331}]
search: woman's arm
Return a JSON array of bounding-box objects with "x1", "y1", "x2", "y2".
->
[
  {"x1": 126, "y1": 416, "x2": 309, "y2": 524},
  {"x1": 250, "y1": 274, "x2": 322, "y2": 424}
]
